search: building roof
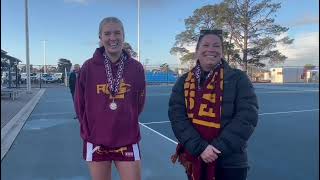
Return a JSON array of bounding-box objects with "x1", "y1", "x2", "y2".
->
[
  {"x1": 1, "y1": 49, "x2": 8, "y2": 55},
  {"x1": 1, "y1": 53, "x2": 22, "y2": 64}
]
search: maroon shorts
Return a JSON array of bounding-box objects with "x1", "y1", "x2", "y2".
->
[{"x1": 83, "y1": 141, "x2": 141, "y2": 162}]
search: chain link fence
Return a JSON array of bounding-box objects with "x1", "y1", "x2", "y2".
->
[
  {"x1": 143, "y1": 64, "x2": 184, "y2": 84},
  {"x1": 2, "y1": 64, "x2": 67, "y2": 88},
  {"x1": 2, "y1": 63, "x2": 318, "y2": 89}
]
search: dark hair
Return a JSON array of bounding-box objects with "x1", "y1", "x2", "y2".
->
[{"x1": 196, "y1": 29, "x2": 223, "y2": 51}]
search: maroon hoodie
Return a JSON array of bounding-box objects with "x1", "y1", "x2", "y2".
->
[{"x1": 75, "y1": 47, "x2": 146, "y2": 148}]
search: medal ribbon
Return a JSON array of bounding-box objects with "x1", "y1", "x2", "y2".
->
[
  {"x1": 103, "y1": 51, "x2": 127, "y2": 97},
  {"x1": 194, "y1": 61, "x2": 222, "y2": 90}
]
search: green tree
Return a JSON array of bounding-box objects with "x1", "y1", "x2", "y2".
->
[
  {"x1": 46, "y1": 66, "x2": 58, "y2": 73},
  {"x1": 160, "y1": 63, "x2": 169, "y2": 72},
  {"x1": 57, "y1": 58, "x2": 72, "y2": 73},
  {"x1": 160, "y1": 63, "x2": 175, "y2": 73},
  {"x1": 1, "y1": 60, "x2": 9, "y2": 71},
  {"x1": 57, "y1": 58, "x2": 72, "y2": 82},
  {"x1": 222, "y1": 0, "x2": 293, "y2": 72},
  {"x1": 170, "y1": 4, "x2": 241, "y2": 67},
  {"x1": 304, "y1": 64, "x2": 316, "y2": 70},
  {"x1": 1, "y1": 50, "x2": 9, "y2": 71},
  {"x1": 171, "y1": 0, "x2": 294, "y2": 73}
]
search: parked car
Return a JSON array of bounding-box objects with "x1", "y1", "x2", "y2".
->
[
  {"x1": 20, "y1": 73, "x2": 38, "y2": 83},
  {"x1": 1, "y1": 71, "x2": 17, "y2": 85},
  {"x1": 2, "y1": 71, "x2": 17, "y2": 81},
  {"x1": 52, "y1": 73, "x2": 63, "y2": 83},
  {"x1": 40, "y1": 73, "x2": 55, "y2": 83}
]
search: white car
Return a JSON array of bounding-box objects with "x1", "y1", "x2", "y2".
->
[{"x1": 52, "y1": 73, "x2": 63, "y2": 81}]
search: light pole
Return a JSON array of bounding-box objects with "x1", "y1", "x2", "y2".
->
[
  {"x1": 25, "y1": 0, "x2": 31, "y2": 93},
  {"x1": 42, "y1": 40, "x2": 47, "y2": 73},
  {"x1": 137, "y1": 0, "x2": 140, "y2": 62}
]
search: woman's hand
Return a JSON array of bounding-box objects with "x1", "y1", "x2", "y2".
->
[{"x1": 200, "y1": 145, "x2": 221, "y2": 163}]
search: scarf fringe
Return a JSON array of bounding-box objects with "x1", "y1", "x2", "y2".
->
[{"x1": 171, "y1": 145, "x2": 193, "y2": 176}]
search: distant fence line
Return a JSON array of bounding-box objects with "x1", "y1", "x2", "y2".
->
[
  {"x1": 2, "y1": 64, "x2": 183, "y2": 87},
  {"x1": 15, "y1": 64, "x2": 184, "y2": 84},
  {"x1": 2, "y1": 64, "x2": 318, "y2": 88}
]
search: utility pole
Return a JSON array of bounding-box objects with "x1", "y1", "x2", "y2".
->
[
  {"x1": 42, "y1": 40, "x2": 47, "y2": 73},
  {"x1": 25, "y1": 0, "x2": 31, "y2": 93},
  {"x1": 137, "y1": 0, "x2": 140, "y2": 62}
]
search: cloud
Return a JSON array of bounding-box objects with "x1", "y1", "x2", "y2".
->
[
  {"x1": 277, "y1": 31, "x2": 319, "y2": 66},
  {"x1": 287, "y1": 15, "x2": 319, "y2": 27}
]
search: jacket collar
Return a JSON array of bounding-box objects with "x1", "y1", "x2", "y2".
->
[{"x1": 221, "y1": 59, "x2": 236, "y2": 80}]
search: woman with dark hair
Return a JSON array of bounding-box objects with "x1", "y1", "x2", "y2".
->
[{"x1": 169, "y1": 29, "x2": 258, "y2": 180}]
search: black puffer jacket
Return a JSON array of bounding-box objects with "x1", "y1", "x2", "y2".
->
[
  {"x1": 168, "y1": 60, "x2": 258, "y2": 168},
  {"x1": 69, "y1": 71, "x2": 77, "y2": 94}
]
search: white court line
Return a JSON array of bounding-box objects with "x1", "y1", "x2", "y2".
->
[
  {"x1": 258, "y1": 109, "x2": 319, "y2": 115},
  {"x1": 31, "y1": 112, "x2": 74, "y2": 116},
  {"x1": 146, "y1": 90, "x2": 319, "y2": 97},
  {"x1": 256, "y1": 90, "x2": 319, "y2": 94},
  {"x1": 140, "y1": 108, "x2": 319, "y2": 145},
  {"x1": 139, "y1": 122, "x2": 177, "y2": 144},
  {"x1": 45, "y1": 100, "x2": 72, "y2": 103},
  {"x1": 147, "y1": 93, "x2": 170, "y2": 97},
  {"x1": 142, "y1": 121, "x2": 170, "y2": 125},
  {"x1": 141, "y1": 109, "x2": 319, "y2": 125}
]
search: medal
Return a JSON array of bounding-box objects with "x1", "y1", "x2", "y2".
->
[
  {"x1": 109, "y1": 99, "x2": 117, "y2": 110},
  {"x1": 103, "y1": 51, "x2": 127, "y2": 111}
]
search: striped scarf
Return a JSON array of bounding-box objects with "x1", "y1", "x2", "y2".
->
[{"x1": 172, "y1": 64, "x2": 224, "y2": 180}]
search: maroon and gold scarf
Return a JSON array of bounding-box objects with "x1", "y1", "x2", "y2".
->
[{"x1": 172, "y1": 64, "x2": 224, "y2": 180}]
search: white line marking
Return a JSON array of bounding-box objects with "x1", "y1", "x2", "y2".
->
[
  {"x1": 142, "y1": 121, "x2": 170, "y2": 125},
  {"x1": 147, "y1": 93, "x2": 170, "y2": 97},
  {"x1": 31, "y1": 112, "x2": 74, "y2": 116},
  {"x1": 1, "y1": 89, "x2": 46, "y2": 160},
  {"x1": 256, "y1": 90, "x2": 319, "y2": 94},
  {"x1": 45, "y1": 100, "x2": 72, "y2": 103},
  {"x1": 254, "y1": 83, "x2": 319, "y2": 85},
  {"x1": 139, "y1": 122, "x2": 177, "y2": 145},
  {"x1": 140, "y1": 109, "x2": 319, "y2": 125},
  {"x1": 139, "y1": 108, "x2": 319, "y2": 145},
  {"x1": 145, "y1": 90, "x2": 319, "y2": 97},
  {"x1": 258, "y1": 109, "x2": 319, "y2": 115}
]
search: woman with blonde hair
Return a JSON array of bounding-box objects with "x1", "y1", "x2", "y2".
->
[{"x1": 75, "y1": 17, "x2": 146, "y2": 180}]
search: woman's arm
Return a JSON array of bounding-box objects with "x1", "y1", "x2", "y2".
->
[
  {"x1": 137, "y1": 64, "x2": 146, "y2": 115},
  {"x1": 211, "y1": 70, "x2": 259, "y2": 156}
]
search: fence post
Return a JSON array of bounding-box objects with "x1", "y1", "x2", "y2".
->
[
  {"x1": 39, "y1": 70, "x2": 42, "y2": 88},
  {"x1": 64, "y1": 67, "x2": 68, "y2": 87},
  {"x1": 167, "y1": 69, "x2": 169, "y2": 85}
]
